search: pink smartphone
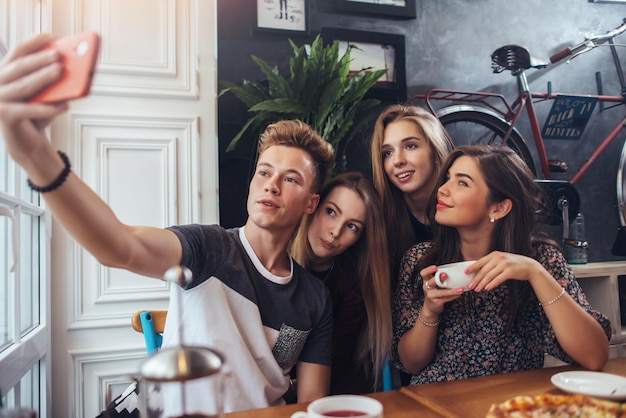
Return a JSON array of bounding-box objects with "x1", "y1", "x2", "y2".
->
[{"x1": 29, "y1": 31, "x2": 100, "y2": 103}]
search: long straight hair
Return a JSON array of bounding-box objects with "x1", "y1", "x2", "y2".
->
[
  {"x1": 291, "y1": 172, "x2": 392, "y2": 388},
  {"x1": 370, "y1": 105, "x2": 449, "y2": 275}
]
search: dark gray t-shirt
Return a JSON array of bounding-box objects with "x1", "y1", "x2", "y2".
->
[{"x1": 162, "y1": 224, "x2": 333, "y2": 411}]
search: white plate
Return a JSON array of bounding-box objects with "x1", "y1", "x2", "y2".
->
[{"x1": 551, "y1": 371, "x2": 626, "y2": 400}]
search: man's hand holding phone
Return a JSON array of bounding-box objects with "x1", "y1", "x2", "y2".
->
[
  {"x1": 28, "y1": 31, "x2": 100, "y2": 103},
  {"x1": 0, "y1": 33, "x2": 98, "y2": 174}
]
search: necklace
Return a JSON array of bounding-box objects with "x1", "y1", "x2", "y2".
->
[
  {"x1": 322, "y1": 262, "x2": 335, "y2": 283},
  {"x1": 313, "y1": 262, "x2": 335, "y2": 284}
]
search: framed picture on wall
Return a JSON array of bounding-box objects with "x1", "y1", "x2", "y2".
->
[
  {"x1": 255, "y1": 0, "x2": 309, "y2": 35},
  {"x1": 335, "y1": 0, "x2": 416, "y2": 19},
  {"x1": 321, "y1": 27, "x2": 407, "y2": 101}
]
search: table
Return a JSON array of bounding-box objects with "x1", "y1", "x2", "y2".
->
[
  {"x1": 400, "y1": 357, "x2": 626, "y2": 418},
  {"x1": 225, "y1": 357, "x2": 626, "y2": 418}
]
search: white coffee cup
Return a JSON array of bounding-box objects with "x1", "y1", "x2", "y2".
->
[
  {"x1": 434, "y1": 261, "x2": 476, "y2": 290},
  {"x1": 290, "y1": 395, "x2": 383, "y2": 418}
]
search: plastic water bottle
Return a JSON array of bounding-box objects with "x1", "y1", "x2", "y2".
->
[{"x1": 565, "y1": 212, "x2": 588, "y2": 264}]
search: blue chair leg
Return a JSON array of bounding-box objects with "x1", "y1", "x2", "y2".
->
[
  {"x1": 382, "y1": 358, "x2": 392, "y2": 391},
  {"x1": 139, "y1": 311, "x2": 162, "y2": 354}
]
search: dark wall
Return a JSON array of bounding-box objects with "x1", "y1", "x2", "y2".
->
[{"x1": 218, "y1": 0, "x2": 626, "y2": 262}]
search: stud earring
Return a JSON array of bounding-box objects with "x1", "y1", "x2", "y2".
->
[{"x1": 489, "y1": 216, "x2": 495, "y2": 223}]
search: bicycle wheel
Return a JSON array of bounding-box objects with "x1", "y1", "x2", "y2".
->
[
  {"x1": 612, "y1": 141, "x2": 626, "y2": 255},
  {"x1": 616, "y1": 140, "x2": 626, "y2": 227},
  {"x1": 437, "y1": 105, "x2": 536, "y2": 176}
]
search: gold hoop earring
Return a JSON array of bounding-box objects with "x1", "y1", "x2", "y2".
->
[{"x1": 489, "y1": 216, "x2": 495, "y2": 223}]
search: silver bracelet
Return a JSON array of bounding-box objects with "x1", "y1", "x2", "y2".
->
[
  {"x1": 418, "y1": 309, "x2": 440, "y2": 327},
  {"x1": 539, "y1": 287, "x2": 566, "y2": 307}
]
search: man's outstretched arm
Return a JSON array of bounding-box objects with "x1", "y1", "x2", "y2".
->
[{"x1": 0, "y1": 34, "x2": 182, "y2": 278}]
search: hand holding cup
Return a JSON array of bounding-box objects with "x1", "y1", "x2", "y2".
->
[{"x1": 434, "y1": 261, "x2": 476, "y2": 291}]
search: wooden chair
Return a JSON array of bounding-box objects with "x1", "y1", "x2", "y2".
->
[{"x1": 131, "y1": 309, "x2": 393, "y2": 390}]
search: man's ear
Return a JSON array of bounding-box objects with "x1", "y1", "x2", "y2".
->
[
  {"x1": 306, "y1": 194, "x2": 320, "y2": 214},
  {"x1": 491, "y1": 198, "x2": 513, "y2": 221}
]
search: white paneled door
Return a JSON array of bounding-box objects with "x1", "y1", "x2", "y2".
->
[{"x1": 48, "y1": 1, "x2": 218, "y2": 417}]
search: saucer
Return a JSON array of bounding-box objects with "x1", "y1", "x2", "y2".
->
[{"x1": 551, "y1": 371, "x2": 626, "y2": 400}]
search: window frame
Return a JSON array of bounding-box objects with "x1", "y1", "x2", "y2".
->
[{"x1": 0, "y1": 1, "x2": 51, "y2": 414}]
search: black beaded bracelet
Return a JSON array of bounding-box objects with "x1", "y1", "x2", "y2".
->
[{"x1": 27, "y1": 150, "x2": 71, "y2": 193}]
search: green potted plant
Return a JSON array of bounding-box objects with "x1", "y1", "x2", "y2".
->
[{"x1": 219, "y1": 34, "x2": 387, "y2": 173}]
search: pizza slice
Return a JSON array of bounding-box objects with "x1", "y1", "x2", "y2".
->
[{"x1": 486, "y1": 393, "x2": 625, "y2": 417}]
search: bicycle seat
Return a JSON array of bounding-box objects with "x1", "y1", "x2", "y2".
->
[{"x1": 491, "y1": 45, "x2": 548, "y2": 75}]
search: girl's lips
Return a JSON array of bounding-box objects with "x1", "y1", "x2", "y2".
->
[
  {"x1": 395, "y1": 171, "x2": 413, "y2": 183},
  {"x1": 321, "y1": 238, "x2": 335, "y2": 250},
  {"x1": 436, "y1": 201, "x2": 452, "y2": 209}
]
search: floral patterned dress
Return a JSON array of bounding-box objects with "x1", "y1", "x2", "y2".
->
[{"x1": 391, "y1": 241, "x2": 612, "y2": 385}]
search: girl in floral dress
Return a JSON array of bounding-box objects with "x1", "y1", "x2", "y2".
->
[{"x1": 392, "y1": 145, "x2": 611, "y2": 385}]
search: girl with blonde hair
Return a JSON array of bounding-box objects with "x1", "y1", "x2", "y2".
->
[{"x1": 370, "y1": 104, "x2": 449, "y2": 280}]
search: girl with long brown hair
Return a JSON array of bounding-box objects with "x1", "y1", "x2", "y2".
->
[
  {"x1": 291, "y1": 171, "x2": 392, "y2": 394},
  {"x1": 393, "y1": 145, "x2": 611, "y2": 385}
]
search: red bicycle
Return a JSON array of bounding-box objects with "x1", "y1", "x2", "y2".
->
[{"x1": 409, "y1": 19, "x2": 626, "y2": 252}]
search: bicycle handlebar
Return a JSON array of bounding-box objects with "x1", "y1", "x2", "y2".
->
[
  {"x1": 549, "y1": 46, "x2": 575, "y2": 64},
  {"x1": 550, "y1": 18, "x2": 626, "y2": 63}
]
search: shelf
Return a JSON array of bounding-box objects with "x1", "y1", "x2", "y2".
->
[
  {"x1": 571, "y1": 262, "x2": 626, "y2": 349},
  {"x1": 571, "y1": 261, "x2": 626, "y2": 279}
]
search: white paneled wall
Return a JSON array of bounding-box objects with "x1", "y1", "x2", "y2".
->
[
  {"x1": 49, "y1": 1, "x2": 218, "y2": 416},
  {"x1": 69, "y1": 348, "x2": 147, "y2": 417},
  {"x1": 83, "y1": 0, "x2": 198, "y2": 99},
  {"x1": 69, "y1": 115, "x2": 199, "y2": 330}
]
